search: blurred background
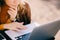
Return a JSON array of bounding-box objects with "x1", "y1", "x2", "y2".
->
[{"x1": 26, "y1": 0, "x2": 60, "y2": 40}]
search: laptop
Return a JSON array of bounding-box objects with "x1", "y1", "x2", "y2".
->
[
  {"x1": 0, "y1": 33, "x2": 6, "y2": 40},
  {"x1": 28, "y1": 20, "x2": 60, "y2": 40},
  {"x1": 5, "y1": 22, "x2": 40, "y2": 40}
]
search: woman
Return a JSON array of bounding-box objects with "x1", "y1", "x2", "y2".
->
[{"x1": 0, "y1": 0, "x2": 31, "y2": 40}]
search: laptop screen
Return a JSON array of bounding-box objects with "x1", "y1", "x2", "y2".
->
[{"x1": 29, "y1": 20, "x2": 60, "y2": 40}]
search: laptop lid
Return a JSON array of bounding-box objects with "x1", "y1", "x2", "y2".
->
[{"x1": 29, "y1": 20, "x2": 60, "y2": 40}]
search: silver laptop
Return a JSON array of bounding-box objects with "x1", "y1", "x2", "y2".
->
[
  {"x1": 5, "y1": 22, "x2": 40, "y2": 40},
  {"x1": 28, "y1": 20, "x2": 60, "y2": 40}
]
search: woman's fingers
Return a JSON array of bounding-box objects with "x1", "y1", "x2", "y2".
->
[
  {"x1": 8, "y1": 10, "x2": 17, "y2": 16},
  {"x1": 17, "y1": 22, "x2": 27, "y2": 30},
  {"x1": 17, "y1": 25, "x2": 27, "y2": 30},
  {"x1": 12, "y1": 22, "x2": 27, "y2": 30},
  {"x1": 9, "y1": 5, "x2": 17, "y2": 10},
  {"x1": 8, "y1": 8, "x2": 17, "y2": 15},
  {"x1": 7, "y1": 6, "x2": 17, "y2": 20},
  {"x1": 7, "y1": 8, "x2": 17, "y2": 19},
  {"x1": 16, "y1": 25, "x2": 27, "y2": 30},
  {"x1": 9, "y1": 8, "x2": 17, "y2": 12},
  {"x1": 8, "y1": 10, "x2": 15, "y2": 19},
  {"x1": 12, "y1": 23, "x2": 27, "y2": 32},
  {"x1": 13, "y1": 28, "x2": 21, "y2": 32}
]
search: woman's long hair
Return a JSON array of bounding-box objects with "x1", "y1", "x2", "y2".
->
[{"x1": 16, "y1": 2, "x2": 31, "y2": 25}]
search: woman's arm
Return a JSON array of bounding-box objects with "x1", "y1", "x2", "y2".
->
[
  {"x1": 0, "y1": 19, "x2": 12, "y2": 30},
  {"x1": 0, "y1": 22, "x2": 27, "y2": 31},
  {"x1": 0, "y1": 24, "x2": 4, "y2": 30}
]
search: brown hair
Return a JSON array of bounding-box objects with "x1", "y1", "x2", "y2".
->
[{"x1": 16, "y1": 2, "x2": 31, "y2": 25}]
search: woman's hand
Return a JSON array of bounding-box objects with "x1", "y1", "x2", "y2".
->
[
  {"x1": 4, "y1": 22, "x2": 27, "y2": 31},
  {"x1": 7, "y1": 5, "x2": 18, "y2": 21}
]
